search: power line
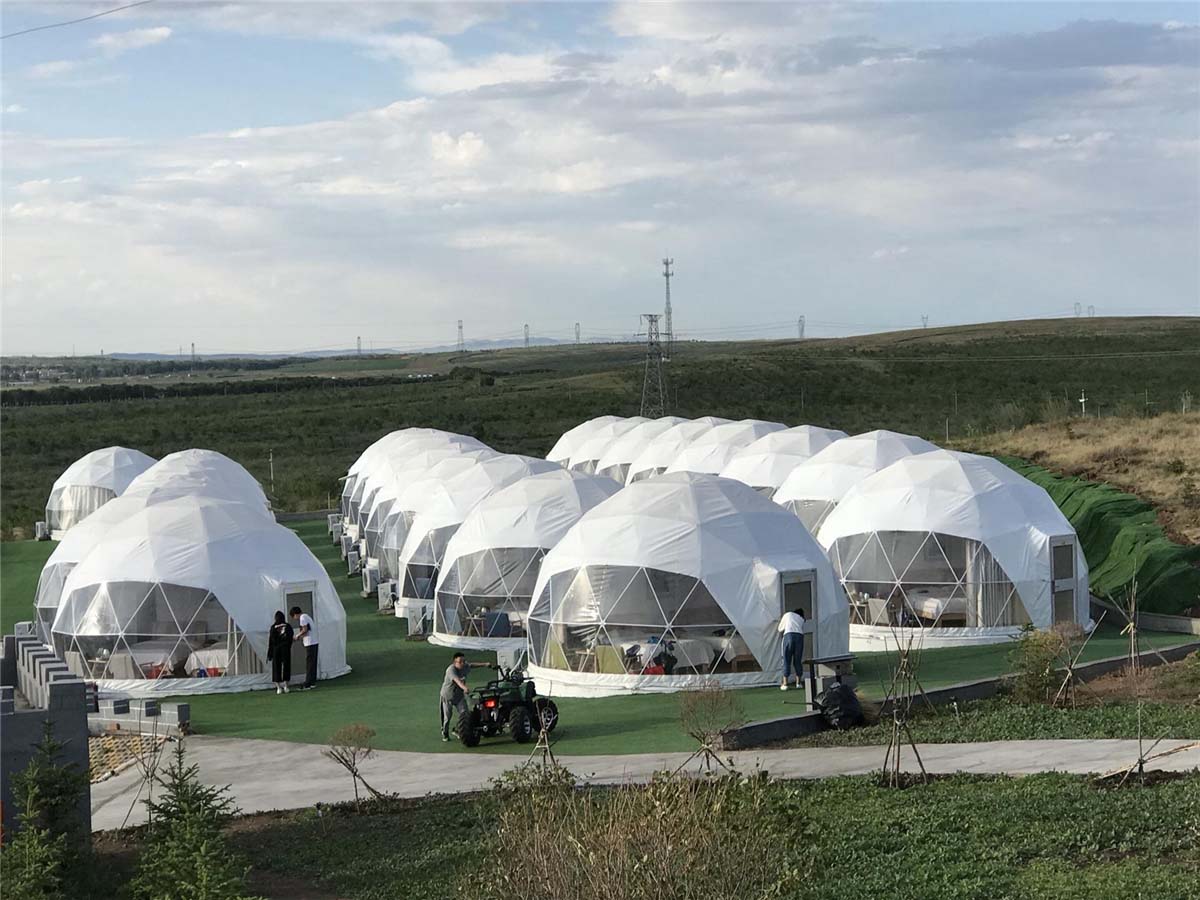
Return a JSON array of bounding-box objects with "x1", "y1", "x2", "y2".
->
[{"x1": 1, "y1": 0, "x2": 155, "y2": 40}]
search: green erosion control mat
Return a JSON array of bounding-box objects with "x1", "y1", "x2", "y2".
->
[{"x1": 998, "y1": 456, "x2": 1200, "y2": 615}]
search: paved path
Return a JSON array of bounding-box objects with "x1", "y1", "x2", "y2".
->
[{"x1": 91, "y1": 736, "x2": 1200, "y2": 832}]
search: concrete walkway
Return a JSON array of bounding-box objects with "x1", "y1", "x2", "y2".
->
[{"x1": 91, "y1": 735, "x2": 1200, "y2": 832}]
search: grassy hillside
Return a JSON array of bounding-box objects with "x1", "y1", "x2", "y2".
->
[{"x1": 2, "y1": 316, "x2": 1196, "y2": 538}]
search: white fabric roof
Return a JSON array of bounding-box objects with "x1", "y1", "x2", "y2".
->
[
  {"x1": 438, "y1": 469, "x2": 622, "y2": 581},
  {"x1": 530, "y1": 472, "x2": 849, "y2": 691},
  {"x1": 624, "y1": 416, "x2": 731, "y2": 484},
  {"x1": 665, "y1": 419, "x2": 787, "y2": 476},
  {"x1": 49, "y1": 446, "x2": 156, "y2": 497},
  {"x1": 594, "y1": 417, "x2": 689, "y2": 480},
  {"x1": 357, "y1": 436, "x2": 488, "y2": 528},
  {"x1": 568, "y1": 417, "x2": 650, "y2": 471},
  {"x1": 719, "y1": 425, "x2": 849, "y2": 493},
  {"x1": 126, "y1": 449, "x2": 270, "y2": 510},
  {"x1": 397, "y1": 454, "x2": 563, "y2": 579},
  {"x1": 774, "y1": 430, "x2": 939, "y2": 507},
  {"x1": 348, "y1": 430, "x2": 485, "y2": 515},
  {"x1": 817, "y1": 449, "x2": 1089, "y2": 629},
  {"x1": 52, "y1": 495, "x2": 348, "y2": 685},
  {"x1": 546, "y1": 416, "x2": 623, "y2": 465}
]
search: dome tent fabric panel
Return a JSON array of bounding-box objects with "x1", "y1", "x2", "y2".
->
[
  {"x1": 46, "y1": 447, "x2": 156, "y2": 537},
  {"x1": 430, "y1": 469, "x2": 621, "y2": 650},
  {"x1": 526, "y1": 472, "x2": 849, "y2": 697},
  {"x1": 665, "y1": 419, "x2": 787, "y2": 476},
  {"x1": 396, "y1": 455, "x2": 563, "y2": 601},
  {"x1": 568, "y1": 418, "x2": 650, "y2": 474},
  {"x1": 774, "y1": 430, "x2": 938, "y2": 532},
  {"x1": 625, "y1": 417, "x2": 731, "y2": 484},
  {"x1": 594, "y1": 417, "x2": 689, "y2": 483},
  {"x1": 344, "y1": 429, "x2": 483, "y2": 524},
  {"x1": 50, "y1": 495, "x2": 348, "y2": 696},
  {"x1": 34, "y1": 449, "x2": 274, "y2": 645},
  {"x1": 817, "y1": 450, "x2": 1091, "y2": 648},
  {"x1": 719, "y1": 425, "x2": 849, "y2": 494},
  {"x1": 546, "y1": 416, "x2": 623, "y2": 465}
]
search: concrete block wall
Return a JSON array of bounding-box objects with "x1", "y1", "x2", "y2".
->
[{"x1": 1, "y1": 634, "x2": 91, "y2": 840}]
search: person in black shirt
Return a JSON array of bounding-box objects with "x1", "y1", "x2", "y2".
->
[{"x1": 267, "y1": 610, "x2": 294, "y2": 695}]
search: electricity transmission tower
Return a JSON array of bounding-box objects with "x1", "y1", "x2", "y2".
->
[
  {"x1": 574, "y1": 322, "x2": 581, "y2": 345},
  {"x1": 662, "y1": 257, "x2": 674, "y2": 360},
  {"x1": 456, "y1": 319, "x2": 464, "y2": 353},
  {"x1": 798, "y1": 316, "x2": 805, "y2": 339},
  {"x1": 356, "y1": 336, "x2": 362, "y2": 356},
  {"x1": 640, "y1": 313, "x2": 669, "y2": 418},
  {"x1": 524, "y1": 324, "x2": 530, "y2": 348},
  {"x1": 920, "y1": 315, "x2": 929, "y2": 329}
]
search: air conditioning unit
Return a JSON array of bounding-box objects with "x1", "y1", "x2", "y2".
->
[
  {"x1": 377, "y1": 580, "x2": 397, "y2": 612},
  {"x1": 361, "y1": 561, "x2": 380, "y2": 598},
  {"x1": 327, "y1": 513, "x2": 341, "y2": 534},
  {"x1": 331, "y1": 522, "x2": 343, "y2": 546},
  {"x1": 339, "y1": 533, "x2": 353, "y2": 560},
  {"x1": 14, "y1": 621, "x2": 35, "y2": 638},
  {"x1": 35, "y1": 521, "x2": 49, "y2": 541},
  {"x1": 347, "y1": 549, "x2": 361, "y2": 576}
]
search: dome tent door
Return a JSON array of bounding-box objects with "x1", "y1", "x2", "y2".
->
[
  {"x1": 1049, "y1": 536, "x2": 1079, "y2": 624},
  {"x1": 285, "y1": 582, "x2": 316, "y2": 681},
  {"x1": 780, "y1": 570, "x2": 816, "y2": 662}
]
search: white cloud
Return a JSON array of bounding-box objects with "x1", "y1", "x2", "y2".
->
[
  {"x1": 871, "y1": 246, "x2": 910, "y2": 261},
  {"x1": 3, "y1": 104, "x2": 26, "y2": 114},
  {"x1": 25, "y1": 60, "x2": 81, "y2": 80},
  {"x1": 92, "y1": 26, "x2": 172, "y2": 56}
]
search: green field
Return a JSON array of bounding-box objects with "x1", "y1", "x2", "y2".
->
[
  {"x1": 4, "y1": 517, "x2": 1193, "y2": 755},
  {"x1": 3, "y1": 316, "x2": 1197, "y2": 538}
]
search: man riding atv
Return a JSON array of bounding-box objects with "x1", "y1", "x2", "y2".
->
[{"x1": 456, "y1": 664, "x2": 558, "y2": 747}]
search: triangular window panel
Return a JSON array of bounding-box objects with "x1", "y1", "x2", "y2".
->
[{"x1": 604, "y1": 568, "x2": 667, "y2": 628}]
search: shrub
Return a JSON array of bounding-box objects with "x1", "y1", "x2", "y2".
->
[
  {"x1": 467, "y1": 764, "x2": 800, "y2": 900},
  {"x1": 131, "y1": 740, "x2": 257, "y2": 900},
  {"x1": 1009, "y1": 628, "x2": 1067, "y2": 705},
  {"x1": 1, "y1": 776, "x2": 68, "y2": 900}
]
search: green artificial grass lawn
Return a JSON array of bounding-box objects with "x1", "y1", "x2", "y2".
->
[{"x1": 2, "y1": 518, "x2": 1193, "y2": 755}]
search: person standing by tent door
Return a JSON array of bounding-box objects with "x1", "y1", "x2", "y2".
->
[
  {"x1": 778, "y1": 607, "x2": 806, "y2": 691},
  {"x1": 291, "y1": 606, "x2": 319, "y2": 689},
  {"x1": 267, "y1": 610, "x2": 293, "y2": 695}
]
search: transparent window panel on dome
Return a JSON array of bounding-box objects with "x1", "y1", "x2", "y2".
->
[
  {"x1": 597, "y1": 463, "x2": 629, "y2": 483},
  {"x1": 628, "y1": 466, "x2": 665, "y2": 484},
  {"x1": 786, "y1": 499, "x2": 835, "y2": 534}
]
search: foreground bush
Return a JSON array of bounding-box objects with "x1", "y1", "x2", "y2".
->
[{"x1": 467, "y1": 764, "x2": 800, "y2": 900}]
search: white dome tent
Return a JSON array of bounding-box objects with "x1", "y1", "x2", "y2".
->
[
  {"x1": 378, "y1": 449, "x2": 502, "y2": 583},
  {"x1": 568, "y1": 417, "x2": 650, "y2": 474},
  {"x1": 625, "y1": 417, "x2": 731, "y2": 484},
  {"x1": 817, "y1": 450, "x2": 1091, "y2": 650},
  {"x1": 45, "y1": 447, "x2": 156, "y2": 538},
  {"x1": 34, "y1": 450, "x2": 273, "y2": 644},
  {"x1": 395, "y1": 454, "x2": 562, "y2": 606},
  {"x1": 665, "y1": 419, "x2": 787, "y2": 476},
  {"x1": 526, "y1": 472, "x2": 850, "y2": 697},
  {"x1": 49, "y1": 495, "x2": 349, "y2": 696},
  {"x1": 719, "y1": 425, "x2": 849, "y2": 495},
  {"x1": 431, "y1": 470, "x2": 621, "y2": 652},
  {"x1": 774, "y1": 430, "x2": 938, "y2": 533},
  {"x1": 546, "y1": 416, "x2": 623, "y2": 466},
  {"x1": 594, "y1": 417, "x2": 689, "y2": 483}
]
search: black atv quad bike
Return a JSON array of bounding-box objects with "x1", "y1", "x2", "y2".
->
[{"x1": 458, "y1": 666, "x2": 558, "y2": 747}]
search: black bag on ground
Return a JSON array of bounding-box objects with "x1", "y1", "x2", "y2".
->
[{"x1": 815, "y1": 682, "x2": 864, "y2": 730}]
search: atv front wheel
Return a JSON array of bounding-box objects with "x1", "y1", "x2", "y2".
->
[
  {"x1": 508, "y1": 706, "x2": 534, "y2": 743},
  {"x1": 533, "y1": 698, "x2": 559, "y2": 734}
]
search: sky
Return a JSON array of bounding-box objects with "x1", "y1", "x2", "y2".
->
[{"x1": 2, "y1": 1, "x2": 1198, "y2": 356}]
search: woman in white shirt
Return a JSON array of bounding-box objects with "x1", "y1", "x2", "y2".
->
[{"x1": 777, "y1": 608, "x2": 806, "y2": 691}]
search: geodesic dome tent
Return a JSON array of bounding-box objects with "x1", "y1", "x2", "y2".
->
[
  {"x1": 719, "y1": 425, "x2": 849, "y2": 495},
  {"x1": 546, "y1": 416, "x2": 623, "y2": 466},
  {"x1": 568, "y1": 417, "x2": 650, "y2": 474},
  {"x1": 430, "y1": 469, "x2": 622, "y2": 651},
  {"x1": 378, "y1": 449, "x2": 502, "y2": 581},
  {"x1": 774, "y1": 430, "x2": 939, "y2": 533},
  {"x1": 34, "y1": 450, "x2": 274, "y2": 645},
  {"x1": 45, "y1": 447, "x2": 156, "y2": 538},
  {"x1": 396, "y1": 455, "x2": 563, "y2": 604},
  {"x1": 593, "y1": 417, "x2": 689, "y2": 483},
  {"x1": 526, "y1": 472, "x2": 850, "y2": 697},
  {"x1": 49, "y1": 495, "x2": 348, "y2": 696},
  {"x1": 625, "y1": 417, "x2": 731, "y2": 484},
  {"x1": 665, "y1": 419, "x2": 787, "y2": 476},
  {"x1": 817, "y1": 450, "x2": 1091, "y2": 650}
]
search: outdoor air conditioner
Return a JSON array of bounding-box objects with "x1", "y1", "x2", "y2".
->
[
  {"x1": 377, "y1": 580, "x2": 397, "y2": 612},
  {"x1": 347, "y1": 549, "x2": 361, "y2": 576},
  {"x1": 361, "y1": 561, "x2": 380, "y2": 598},
  {"x1": 327, "y1": 513, "x2": 341, "y2": 535},
  {"x1": 34, "y1": 521, "x2": 49, "y2": 541},
  {"x1": 339, "y1": 533, "x2": 353, "y2": 560}
]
